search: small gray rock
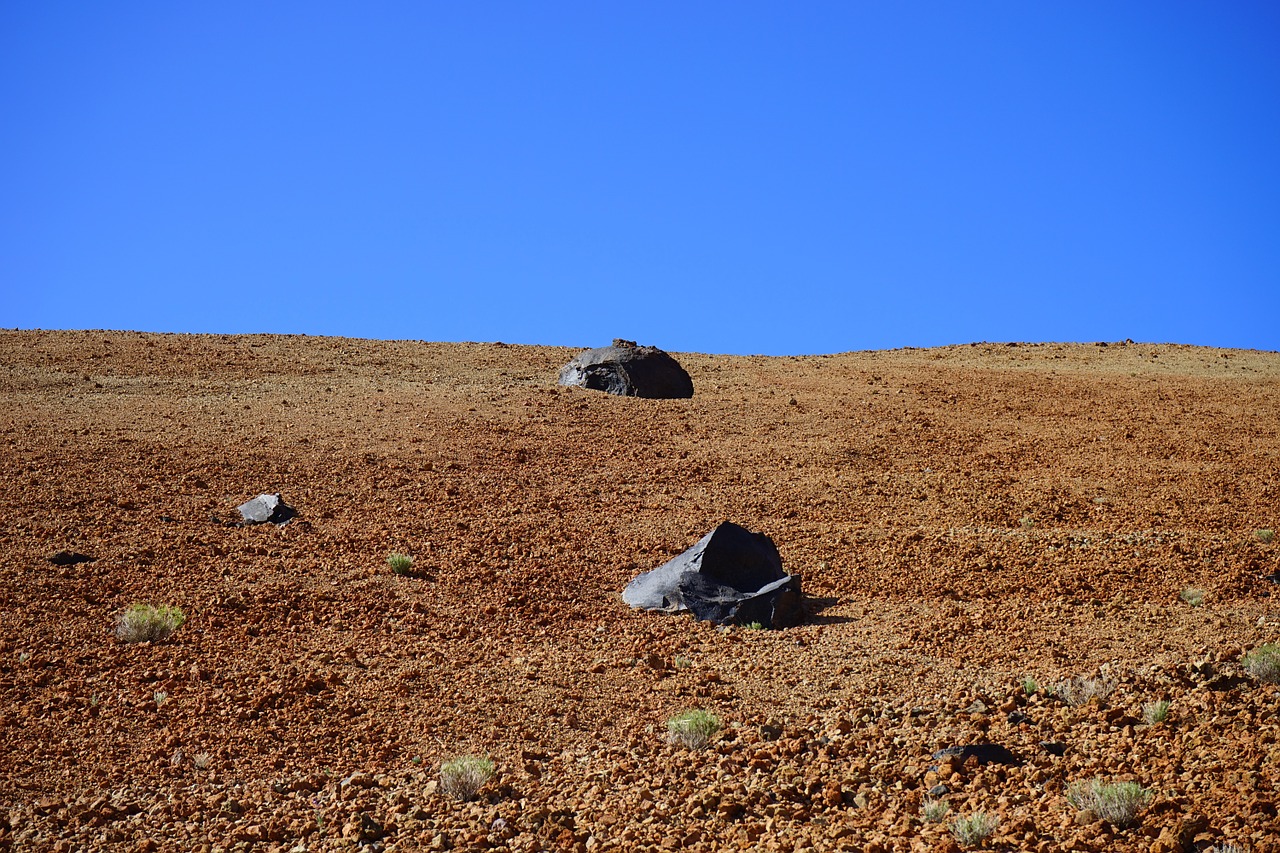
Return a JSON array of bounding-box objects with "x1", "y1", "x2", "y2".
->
[
  {"x1": 1039, "y1": 741, "x2": 1066, "y2": 756},
  {"x1": 236, "y1": 493, "x2": 296, "y2": 525}
]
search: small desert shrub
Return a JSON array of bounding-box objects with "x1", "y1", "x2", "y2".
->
[
  {"x1": 1256, "y1": 529, "x2": 1274, "y2": 544},
  {"x1": 193, "y1": 752, "x2": 213, "y2": 770},
  {"x1": 1205, "y1": 843, "x2": 1249, "y2": 853},
  {"x1": 1241, "y1": 643, "x2": 1280, "y2": 683},
  {"x1": 950, "y1": 811, "x2": 999, "y2": 847},
  {"x1": 1021, "y1": 677, "x2": 1039, "y2": 695},
  {"x1": 921, "y1": 798, "x2": 950, "y2": 823},
  {"x1": 439, "y1": 755, "x2": 495, "y2": 802},
  {"x1": 1056, "y1": 675, "x2": 1116, "y2": 707},
  {"x1": 1066, "y1": 778, "x2": 1152, "y2": 828},
  {"x1": 1142, "y1": 700, "x2": 1171, "y2": 724},
  {"x1": 387, "y1": 552, "x2": 414, "y2": 575},
  {"x1": 667, "y1": 709, "x2": 722, "y2": 749},
  {"x1": 116, "y1": 604, "x2": 185, "y2": 643},
  {"x1": 1180, "y1": 587, "x2": 1205, "y2": 607}
]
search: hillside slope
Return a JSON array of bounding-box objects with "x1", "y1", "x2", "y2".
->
[{"x1": 2, "y1": 331, "x2": 1278, "y2": 852}]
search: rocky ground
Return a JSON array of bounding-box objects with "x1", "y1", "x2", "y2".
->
[{"x1": 1, "y1": 330, "x2": 1277, "y2": 852}]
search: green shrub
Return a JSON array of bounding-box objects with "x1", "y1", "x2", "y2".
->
[
  {"x1": 1255, "y1": 529, "x2": 1274, "y2": 544},
  {"x1": 950, "y1": 811, "x2": 999, "y2": 847},
  {"x1": 387, "y1": 553, "x2": 414, "y2": 575},
  {"x1": 667, "y1": 709, "x2": 722, "y2": 749},
  {"x1": 1142, "y1": 700, "x2": 1171, "y2": 725},
  {"x1": 1180, "y1": 587, "x2": 1205, "y2": 607},
  {"x1": 1066, "y1": 778, "x2": 1151, "y2": 827},
  {"x1": 1021, "y1": 677, "x2": 1039, "y2": 695},
  {"x1": 1241, "y1": 643, "x2": 1280, "y2": 683},
  {"x1": 439, "y1": 755, "x2": 495, "y2": 802},
  {"x1": 116, "y1": 604, "x2": 185, "y2": 643}
]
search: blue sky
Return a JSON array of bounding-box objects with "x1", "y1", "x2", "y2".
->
[{"x1": 3, "y1": 2, "x2": 1278, "y2": 355}]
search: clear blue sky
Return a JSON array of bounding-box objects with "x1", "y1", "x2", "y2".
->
[{"x1": 3, "y1": 2, "x2": 1278, "y2": 354}]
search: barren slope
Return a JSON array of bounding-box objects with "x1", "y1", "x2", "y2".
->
[{"x1": 1, "y1": 331, "x2": 1277, "y2": 852}]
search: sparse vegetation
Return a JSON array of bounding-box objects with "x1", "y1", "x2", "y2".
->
[
  {"x1": 1019, "y1": 516, "x2": 1035, "y2": 530},
  {"x1": 950, "y1": 811, "x2": 999, "y2": 847},
  {"x1": 439, "y1": 755, "x2": 495, "y2": 802},
  {"x1": 1142, "y1": 699, "x2": 1171, "y2": 725},
  {"x1": 1066, "y1": 778, "x2": 1152, "y2": 828},
  {"x1": 667, "y1": 709, "x2": 722, "y2": 749},
  {"x1": 1021, "y1": 677, "x2": 1039, "y2": 695},
  {"x1": 387, "y1": 552, "x2": 414, "y2": 575},
  {"x1": 115, "y1": 603, "x2": 186, "y2": 643},
  {"x1": 153, "y1": 690, "x2": 169, "y2": 706},
  {"x1": 1180, "y1": 587, "x2": 1205, "y2": 606},
  {"x1": 1241, "y1": 643, "x2": 1280, "y2": 683},
  {"x1": 745, "y1": 621, "x2": 765, "y2": 630},
  {"x1": 1256, "y1": 529, "x2": 1274, "y2": 544},
  {"x1": 193, "y1": 752, "x2": 213, "y2": 770},
  {"x1": 1056, "y1": 675, "x2": 1116, "y2": 706},
  {"x1": 921, "y1": 798, "x2": 950, "y2": 823},
  {"x1": 674, "y1": 655, "x2": 693, "y2": 669}
]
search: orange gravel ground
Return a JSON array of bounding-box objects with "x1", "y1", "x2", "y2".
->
[{"x1": 1, "y1": 330, "x2": 1278, "y2": 852}]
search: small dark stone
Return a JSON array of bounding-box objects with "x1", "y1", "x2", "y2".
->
[
  {"x1": 236, "y1": 494, "x2": 296, "y2": 525},
  {"x1": 48, "y1": 551, "x2": 95, "y2": 566},
  {"x1": 1039, "y1": 741, "x2": 1067, "y2": 756},
  {"x1": 931, "y1": 744, "x2": 1021, "y2": 766},
  {"x1": 159, "y1": 515, "x2": 178, "y2": 523},
  {"x1": 927, "y1": 784, "x2": 950, "y2": 797},
  {"x1": 1007, "y1": 711, "x2": 1032, "y2": 725},
  {"x1": 558, "y1": 341, "x2": 693, "y2": 399}
]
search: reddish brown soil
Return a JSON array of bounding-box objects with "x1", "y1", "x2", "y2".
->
[{"x1": 2, "y1": 330, "x2": 1278, "y2": 853}]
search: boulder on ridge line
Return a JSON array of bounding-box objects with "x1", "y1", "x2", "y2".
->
[{"x1": 558, "y1": 339, "x2": 694, "y2": 399}]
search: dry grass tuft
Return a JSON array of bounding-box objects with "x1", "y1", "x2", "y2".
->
[
  {"x1": 667, "y1": 709, "x2": 722, "y2": 749},
  {"x1": 440, "y1": 755, "x2": 495, "y2": 801},
  {"x1": 1066, "y1": 778, "x2": 1152, "y2": 827},
  {"x1": 950, "y1": 811, "x2": 999, "y2": 847},
  {"x1": 1242, "y1": 644, "x2": 1280, "y2": 683},
  {"x1": 1056, "y1": 675, "x2": 1116, "y2": 706},
  {"x1": 116, "y1": 604, "x2": 185, "y2": 643}
]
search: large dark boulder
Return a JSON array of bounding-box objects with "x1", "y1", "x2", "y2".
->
[
  {"x1": 622, "y1": 522, "x2": 804, "y2": 628},
  {"x1": 558, "y1": 339, "x2": 693, "y2": 399}
]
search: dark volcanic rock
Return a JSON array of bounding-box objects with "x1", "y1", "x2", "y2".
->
[
  {"x1": 236, "y1": 494, "x2": 296, "y2": 525},
  {"x1": 558, "y1": 339, "x2": 693, "y2": 399},
  {"x1": 48, "y1": 551, "x2": 95, "y2": 566},
  {"x1": 932, "y1": 743, "x2": 1022, "y2": 766},
  {"x1": 622, "y1": 521, "x2": 804, "y2": 628}
]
